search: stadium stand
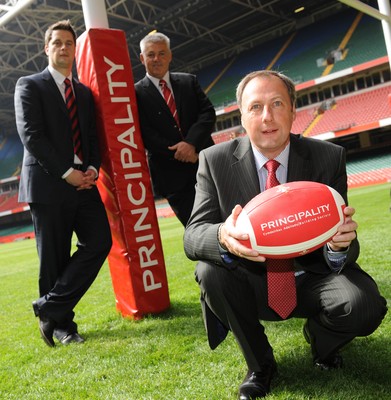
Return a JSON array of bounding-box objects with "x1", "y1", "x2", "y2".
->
[
  {"x1": 201, "y1": 35, "x2": 289, "y2": 106},
  {"x1": 291, "y1": 106, "x2": 319, "y2": 135},
  {"x1": 0, "y1": 224, "x2": 34, "y2": 244},
  {"x1": 330, "y1": 14, "x2": 387, "y2": 74},
  {"x1": 347, "y1": 152, "x2": 391, "y2": 188},
  {"x1": 198, "y1": 9, "x2": 387, "y2": 109},
  {"x1": 294, "y1": 83, "x2": 391, "y2": 136},
  {"x1": 0, "y1": 191, "x2": 20, "y2": 212},
  {"x1": 275, "y1": 10, "x2": 359, "y2": 82},
  {"x1": 0, "y1": 134, "x2": 23, "y2": 179},
  {"x1": 1, "y1": 6, "x2": 390, "y2": 242}
]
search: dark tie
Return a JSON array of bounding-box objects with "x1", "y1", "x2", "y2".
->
[
  {"x1": 264, "y1": 159, "x2": 297, "y2": 319},
  {"x1": 159, "y1": 79, "x2": 181, "y2": 130},
  {"x1": 64, "y1": 78, "x2": 83, "y2": 161}
]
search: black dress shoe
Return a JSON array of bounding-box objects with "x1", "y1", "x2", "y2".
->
[
  {"x1": 314, "y1": 354, "x2": 343, "y2": 370},
  {"x1": 238, "y1": 361, "x2": 277, "y2": 400},
  {"x1": 32, "y1": 301, "x2": 56, "y2": 347},
  {"x1": 303, "y1": 321, "x2": 343, "y2": 370},
  {"x1": 59, "y1": 332, "x2": 85, "y2": 345}
]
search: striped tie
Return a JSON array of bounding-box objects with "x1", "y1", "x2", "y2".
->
[
  {"x1": 64, "y1": 78, "x2": 83, "y2": 161},
  {"x1": 264, "y1": 159, "x2": 297, "y2": 319},
  {"x1": 159, "y1": 79, "x2": 181, "y2": 131}
]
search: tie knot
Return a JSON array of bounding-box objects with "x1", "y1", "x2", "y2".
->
[
  {"x1": 159, "y1": 79, "x2": 167, "y2": 88},
  {"x1": 64, "y1": 78, "x2": 71, "y2": 87},
  {"x1": 264, "y1": 159, "x2": 280, "y2": 174}
]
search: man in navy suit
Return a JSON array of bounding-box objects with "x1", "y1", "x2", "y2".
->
[
  {"x1": 14, "y1": 20, "x2": 112, "y2": 347},
  {"x1": 184, "y1": 71, "x2": 387, "y2": 399},
  {"x1": 135, "y1": 32, "x2": 216, "y2": 226}
]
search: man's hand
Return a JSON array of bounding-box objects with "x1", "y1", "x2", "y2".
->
[
  {"x1": 219, "y1": 204, "x2": 266, "y2": 263},
  {"x1": 168, "y1": 141, "x2": 198, "y2": 163},
  {"x1": 327, "y1": 206, "x2": 357, "y2": 251},
  {"x1": 65, "y1": 169, "x2": 96, "y2": 190}
]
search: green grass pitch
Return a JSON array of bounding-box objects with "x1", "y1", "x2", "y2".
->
[{"x1": 0, "y1": 183, "x2": 389, "y2": 399}]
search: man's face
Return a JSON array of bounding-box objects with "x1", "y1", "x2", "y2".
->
[
  {"x1": 140, "y1": 41, "x2": 172, "y2": 79},
  {"x1": 45, "y1": 29, "x2": 75, "y2": 72},
  {"x1": 240, "y1": 75, "x2": 296, "y2": 159}
]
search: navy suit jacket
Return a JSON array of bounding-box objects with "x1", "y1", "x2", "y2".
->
[
  {"x1": 135, "y1": 72, "x2": 216, "y2": 195},
  {"x1": 14, "y1": 68, "x2": 101, "y2": 204}
]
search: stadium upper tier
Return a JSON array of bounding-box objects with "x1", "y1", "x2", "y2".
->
[
  {"x1": 198, "y1": 9, "x2": 387, "y2": 109},
  {"x1": 292, "y1": 83, "x2": 391, "y2": 137}
]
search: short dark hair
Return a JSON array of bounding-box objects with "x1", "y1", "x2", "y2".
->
[
  {"x1": 236, "y1": 70, "x2": 297, "y2": 111},
  {"x1": 45, "y1": 20, "x2": 76, "y2": 46}
]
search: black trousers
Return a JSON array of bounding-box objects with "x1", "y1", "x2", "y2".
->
[
  {"x1": 30, "y1": 186, "x2": 112, "y2": 330},
  {"x1": 196, "y1": 261, "x2": 387, "y2": 372},
  {"x1": 165, "y1": 180, "x2": 196, "y2": 227}
]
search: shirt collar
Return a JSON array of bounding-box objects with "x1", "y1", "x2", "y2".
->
[
  {"x1": 147, "y1": 72, "x2": 171, "y2": 89},
  {"x1": 251, "y1": 142, "x2": 290, "y2": 171},
  {"x1": 48, "y1": 65, "x2": 72, "y2": 85}
]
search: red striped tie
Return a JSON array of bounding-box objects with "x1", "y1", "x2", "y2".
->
[
  {"x1": 264, "y1": 159, "x2": 297, "y2": 319},
  {"x1": 159, "y1": 79, "x2": 181, "y2": 130},
  {"x1": 64, "y1": 78, "x2": 83, "y2": 161}
]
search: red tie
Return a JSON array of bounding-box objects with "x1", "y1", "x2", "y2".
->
[
  {"x1": 264, "y1": 159, "x2": 297, "y2": 319},
  {"x1": 64, "y1": 78, "x2": 83, "y2": 161},
  {"x1": 159, "y1": 79, "x2": 181, "y2": 130}
]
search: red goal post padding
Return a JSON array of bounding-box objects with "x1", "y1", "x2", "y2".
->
[{"x1": 75, "y1": 28, "x2": 170, "y2": 319}]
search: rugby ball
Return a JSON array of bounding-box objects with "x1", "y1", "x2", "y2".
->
[{"x1": 237, "y1": 181, "x2": 346, "y2": 258}]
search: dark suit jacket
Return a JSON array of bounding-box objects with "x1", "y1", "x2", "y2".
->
[
  {"x1": 184, "y1": 134, "x2": 386, "y2": 352},
  {"x1": 14, "y1": 67, "x2": 101, "y2": 204},
  {"x1": 135, "y1": 72, "x2": 216, "y2": 195},
  {"x1": 184, "y1": 134, "x2": 360, "y2": 275}
]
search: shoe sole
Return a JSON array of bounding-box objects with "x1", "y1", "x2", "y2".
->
[
  {"x1": 38, "y1": 323, "x2": 55, "y2": 347},
  {"x1": 33, "y1": 301, "x2": 55, "y2": 347}
]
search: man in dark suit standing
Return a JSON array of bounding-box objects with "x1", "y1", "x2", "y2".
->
[
  {"x1": 184, "y1": 70, "x2": 387, "y2": 399},
  {"x1": 14, "y1": 20, "x2": 112, "y2": 347},
  {"x1": 135, "y1": 32, "x2": 216, "y2": 226}
]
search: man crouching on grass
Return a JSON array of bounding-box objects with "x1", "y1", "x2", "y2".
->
[{"x1": 184, "y1": 70, "x2": 387, "y2": 399}]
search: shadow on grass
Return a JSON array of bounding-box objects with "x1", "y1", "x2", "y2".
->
[
  {"x1": 82, "y1": 295, "x2": 390, "y2": 398},
  {"x1": 85, "y1": 297, "x2": 206, "y2": 341},
  {"x1": 273, "y1": 336, "x2": 391, "y2": 399}
]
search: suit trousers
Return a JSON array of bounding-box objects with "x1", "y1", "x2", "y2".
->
[
  {"x1": 165, "y1": 179, "x2": 196, "y2": 227},
  {"x1": 30, "y1": 186, "x2": 112, "y2": 327},
  {"x1": 195, "y1": 261, "x2": 387, "y2": 372}
]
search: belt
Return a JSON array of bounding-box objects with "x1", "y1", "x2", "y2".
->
[{"x1": 73, "y1": 164, "x2": 83, "y2": 171}]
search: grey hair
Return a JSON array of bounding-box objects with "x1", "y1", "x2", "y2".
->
[
  {"x1": 236, "y1": 70, "x2": 297, "y2": 111},
  {"x1": 140, "y1": 32, "x2": 170, "y2": 53}
]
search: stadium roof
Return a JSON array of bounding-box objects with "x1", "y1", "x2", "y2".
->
[{"x1": 0, "y1": 0, "x2": 382, "y2": 132}]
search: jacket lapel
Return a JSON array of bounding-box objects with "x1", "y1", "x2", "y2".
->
[
  {"x1": 170, "y1": 73, "x2": 182, "y2": 115},
  {"x1": 42, "y1": 68, "x2": 68, "y2": 117},
  {"x1": 287, "y1": 134, "x2": 312, "y2": 182},
  {"x1": 232, "y1": 137, "x2": 261, "y2": 203},
  {"x1": 143, "y1": 76, "x2": 173, "y2": 116},
  {"x1": 231, "y1": 134, "x2": 314, "y2": 204}
]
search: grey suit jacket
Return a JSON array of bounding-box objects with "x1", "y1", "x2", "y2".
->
[
  {"x1": 184, "y1": 134, "x2": 359, "y2": 275},
  {"x1": 14, "y1": 68, "x2": 100, "y2": 204}
]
